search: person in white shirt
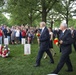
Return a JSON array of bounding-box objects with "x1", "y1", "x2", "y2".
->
[{"x1": 15, "y1": 27, "x2": 20, "y2": 44}]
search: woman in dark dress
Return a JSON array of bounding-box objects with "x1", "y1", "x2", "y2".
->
[
  {"x1": 44, "y1": 27, "x2": 56, "y2": 59},
  {"x1": 7, "y1": 28, "x2": 12, "y2": 44}
]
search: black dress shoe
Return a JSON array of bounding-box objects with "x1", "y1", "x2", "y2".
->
[
  {"x1": 51, "y1": 71, "x2": 58, "y2": 74},
  {"x1": 47, "y1": 72, "x2": 58, "y2": 75},
  {"x1": 50, "y1": 61, "x2": 54, "y2": 64},
  {"x1": 34, "y1": 64, "x2": 40, "y2": 67},
  {"x1": 66, "y1": 69, "x2": 73, "y2": 72}
]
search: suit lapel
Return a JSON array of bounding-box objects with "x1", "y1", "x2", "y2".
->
[
  {"x1": 59, "y1": 29, "x2": 67, "y2": 40},
  {"x1": 41, "y1": 27, "x2": 46, "y2": 36}
]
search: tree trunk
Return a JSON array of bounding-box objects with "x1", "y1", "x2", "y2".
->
[
  {"x1": 42, "y1": 10, "x2": 47, "y2": 23},
  {"x1": 41, "y1": 0, "x2": 47, "y2": 23},
  {"x1": 29, "y1": 9, "x2": 33, "y2": 26},
  {"x1": 51, "y1": 21, "x2": 53, "y2": 30},
  {"x1": 66, "y1": 0, "x2": 71, "y2": 27},
  {"x1": 66, "y1": 10, "x2": 68, "y2": 27},
  {"x1": 29, "y1": 16, "x2": 32, "y2": 26}
]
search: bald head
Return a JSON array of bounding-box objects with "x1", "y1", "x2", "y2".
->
[
  {"x1": 40, "y1": 22, "x2": 46, "y2": 28},
  {"x1": 60, "y1": 22, "x2": 67, "y2": 30}
]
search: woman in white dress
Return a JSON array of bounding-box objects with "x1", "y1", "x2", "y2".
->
[{"x1": 15, "y1": 27, "x2": 20, "y2": 44}]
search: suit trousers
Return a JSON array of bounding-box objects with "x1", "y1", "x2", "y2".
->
[
  {"x1": 73, "y1": 41, "x2": 76, "y2": 51},
  {"x1": 53, "y1": 53, "x2": 73, "y2": 74},
  {"x1": 36, "y1": 49, "x2": 54, "y2": 65}
]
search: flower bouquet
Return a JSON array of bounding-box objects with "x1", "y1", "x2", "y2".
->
[
  {"x1": 0, "y1": 45, "x2": 10, "y2": 58},
  {"x1": 0, "y1": 44, "x2": 3, "y2": 56},
  {"x1": 54, "y1": 38, "x2": 59, "y2": 45},
  {"x1": 36, "y1": 33, "x2": 40, "y2": 37}
]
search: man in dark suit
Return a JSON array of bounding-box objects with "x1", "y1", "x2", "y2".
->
[
  {"x1": 34, "y1": 22, "x2": 54, "y2": 67},
  {"x1": 70, "y1": 27, "x2": 76, "y2": 51},
  {"x1": 48, "y1": 23, "x2": 73, "y2": 75},
  {"x1": 73, "y1": 29, "x2": 76, "y2": 51}
]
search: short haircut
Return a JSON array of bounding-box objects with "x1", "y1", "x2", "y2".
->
[
  {"x1": 40, "y1": 22, "x2": 46, "y2": 26},
  {"x1": 61, "y1": 22, "x2": 67, "y2": 28}
]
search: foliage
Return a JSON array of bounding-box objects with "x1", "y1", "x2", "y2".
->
[
  {"x1": 53, "y1": 0, "x2": 76, "y2": 26},
  {"x1": 0, "y1": 0, "x2": 76, "y2": 27},
  {"x1": 68, "y1": 19, "x2": 76, "y2": 28},
  {"x1": 0, "y1": 0, "x2": 5, "y2": 12},
  {"x1": 6, "y1": 0, "x2": 60, "y2": 25},
  {"x1": 0, "y1": 13, "x2": 9, "y2": 25},
  {"x1": 6, "y1": 0, "x2": 41, "y2": 26}
]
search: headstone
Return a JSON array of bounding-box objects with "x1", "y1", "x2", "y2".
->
[
  {"x1": 24, "y1": 44, "x2": 31, "y2": 55},
  {"x1": 4, "y1": 38, "x2": 9, "y2": 45},
  {"x1": 21, "y1": 38, "x2": 26, "y2": 44}
]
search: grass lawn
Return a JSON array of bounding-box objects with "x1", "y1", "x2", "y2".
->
[{"x1": 0, "y1": 41, "x2": 76, "y2": 75}]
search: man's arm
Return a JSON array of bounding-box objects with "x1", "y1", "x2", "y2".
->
[{"x1": 60, "y1": 32, "x2": 73, "y2": 45}]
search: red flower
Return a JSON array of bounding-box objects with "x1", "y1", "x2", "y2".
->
[
  {"x1": 54, "y1": 38, "x2": 59, "y2": 45},
  {"x1": 36, "y1": 33, "x2": 40, "y2": 37}
]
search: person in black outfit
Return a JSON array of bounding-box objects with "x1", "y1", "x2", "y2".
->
[
  {"x1": 73, "y1": 30, "x2": 76, "y2": 51},
  {"x1": 7, "y1": 28, "x2": 12, "y2": 43},
  {"x1": 48, "y1": 23, "x2": 73, "y2": 75},
  {"x1": 70, "y1": 27, "x2": 76, "y2": 51},
  {"x1": 44, "y1": 27, "x2": 56, "y2": 58},
  {"x1": 3, "y1": 26, "x2": 7, "y2": 38},
  {"x1": 34, "y1": 22, "x2": 54, "y2": 67}
]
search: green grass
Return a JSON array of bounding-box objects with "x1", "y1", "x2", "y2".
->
[{"x1": 0, "y1": 42, "x2": 76, "y2": 75}]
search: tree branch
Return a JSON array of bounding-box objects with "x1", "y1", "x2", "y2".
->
[
  {"x1": 33, "y1": 13, "x2": 40, "y2": 21},
  {"x1": 46, "y1": 0, "x2": 58, "y2": 13}
]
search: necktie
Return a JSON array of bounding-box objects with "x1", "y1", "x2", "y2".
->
[
  {"x1": 60, "y1": 32, "x2": 64, "y2": 38},
  {"x1": 41, "y1": 29, "x2": 43, "y2": 34}
]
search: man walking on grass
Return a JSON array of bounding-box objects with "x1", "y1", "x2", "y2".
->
[
  {"x1": 34, "y1": 22, "x2": 54, "y2": 67},
  {"x1": 48, "y1": 22, "x2": 73, "y2": 75}
]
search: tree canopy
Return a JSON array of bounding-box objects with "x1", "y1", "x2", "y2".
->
[
  {"x1": 0, "y1": 13, "x2": 9, "y2": 25},
  {"x1": 0, "y1": 0, "x2": 76, "y2": 27}
]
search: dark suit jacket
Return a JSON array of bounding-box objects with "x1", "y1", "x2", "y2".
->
[
  {"x1": 73, "y1": 30, "x2": 76, "y2": 40},
  {"x1": 39, "y1": 27, "x2": 50, "y2": 51},
  {"x1": 59, "y1": 29, "x2": 73, "y2": 54}
]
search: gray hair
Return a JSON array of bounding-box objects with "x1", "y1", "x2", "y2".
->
[
  {"x1": 60, "y1": 22, "x2": 67, "y2": 28},
  {"x1": 40, "y1": 22, "x2": 46, "y2": 26}
]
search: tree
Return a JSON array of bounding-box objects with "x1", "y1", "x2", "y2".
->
[
  {"x1": 0, "y1": 0, "x2": 5, "y2": 13},
  {"x1": 6, "y1": 0, "x2": 60, "y2": 25},
  {"x1": 0, "y1": 0, "x2": 5, "y2": 7},
  {"x1": 5, "y1": 0, "x2": 76, "y2": 27},
  {"x1": 6, "y1": 0, "x2": 41, "y2": 26},
  {"x1": 35, "y1": 0, "x2": 59, "y2": 22},
  {"x1": 0, "y1": 13, "x2": 9, "y2": 25},
  {"x1": 53, "y1": 0, "x2": 76, "y2": 26}
]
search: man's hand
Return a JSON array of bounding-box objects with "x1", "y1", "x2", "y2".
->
[{"x1": 59, "y1": 40, "x2": 63, "y2": 44}]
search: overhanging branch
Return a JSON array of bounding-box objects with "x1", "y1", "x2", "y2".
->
[{"x1": 46, "y1": 0, "x2": 58, "y2": 13}]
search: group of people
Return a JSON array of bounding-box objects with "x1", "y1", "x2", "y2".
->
[
  {"x1": 0, "y1": 22, "x2": 76, "y2": 75},
  {"x1": 0, "y1": 25, "x2": 37, "y2": 45},
  {"x1": 34, "y1": 22, "x2": 76, "y2": 75}
]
